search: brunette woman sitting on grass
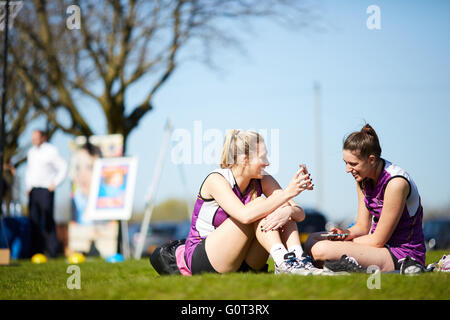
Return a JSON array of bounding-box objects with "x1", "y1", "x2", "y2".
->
[{"x1": 304, "y1": 124, "x2": 426, "y2": 274}]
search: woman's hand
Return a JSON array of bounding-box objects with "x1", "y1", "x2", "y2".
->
[
  {"x1": 285, "y1": 167, "x2": 313, "y2": 198},
  {"x1": 327, "y1": 227, "x2": 353, "y2": 241},
  {"x1": 259, "y1": 204, "x2": 292, "y2": 232},
  {"x1": 299, "y1": 164, "x2": 314, "y2": 191}
]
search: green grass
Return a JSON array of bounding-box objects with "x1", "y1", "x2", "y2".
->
[{"x1": 1, "y1": 250, "x2": 449, "y2": 300}]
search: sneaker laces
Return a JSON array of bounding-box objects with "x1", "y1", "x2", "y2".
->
[
  {"x1": 285, "y1": 256, "x2": 301, "y2": 269},
  {"x1": 281, "y1": 254, "x2": 319, "y2": 273},
  {"x1": 344, "y1": 255, "x2": 363, "y2": 269},
  {"x1": 299, "y1": 256, "x2": 316, "y2": 270},
  {"x1": 279, "y1": 256, "x2": 308, "y2": 273}
]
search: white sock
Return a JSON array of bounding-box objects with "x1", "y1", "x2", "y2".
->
[
  {"x1": 288, "y1": 245, "x2": 304, "y2": 259},
  {"x1": 270, "y1": 243, "x2": 288, "y2": 267}
]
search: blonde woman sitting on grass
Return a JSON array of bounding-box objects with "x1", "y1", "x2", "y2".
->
[{"x1": 184, "y1": 129, "x2": 322, "y2": 275}]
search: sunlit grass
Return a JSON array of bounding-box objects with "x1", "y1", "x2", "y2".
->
[{"x1": 0, "y1": 250, "x2": 448, "y2": 300}]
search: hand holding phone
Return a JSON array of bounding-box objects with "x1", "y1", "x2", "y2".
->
[
  {"x1": 299, "y1": 164, "x2": 313, "y2": 190},
  {"x1": 322, "y1": 228, "x2": 350, "y2": 241},
  {"x1": 321, "y1": 233, "x2": 349, "y2": 238}
]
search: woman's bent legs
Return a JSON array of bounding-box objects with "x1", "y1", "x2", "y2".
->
[
  {"x1": 205, "y1": 216, "x2": 256, "y2": 273},
  {"x1": 205, "y1": 217, "x2": 304, "y2": 273},
  {"x1": 305, "y1": 232, "x2": 395, "y2": 272}
]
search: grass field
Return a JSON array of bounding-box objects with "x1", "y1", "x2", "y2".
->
[{"x1": 1, "y1": 250, "x2": 449, "y2": 300}]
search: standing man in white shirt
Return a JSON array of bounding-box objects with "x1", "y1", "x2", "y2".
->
[{"x1": 26, "y1": 130, "x2": 67, "y2": 258}]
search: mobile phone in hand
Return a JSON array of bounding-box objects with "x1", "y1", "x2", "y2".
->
[{"x1": 321, "y1": 233, "x2": 349, "y2": 237}]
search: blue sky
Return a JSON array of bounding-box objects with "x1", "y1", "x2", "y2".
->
[{"x1": 17, "y1": 0, "x2": 450, "y2": 223}]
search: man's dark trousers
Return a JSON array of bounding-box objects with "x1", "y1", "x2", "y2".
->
[{"x1": 29, "y1": 188, "x2": 60, "y2": 257}]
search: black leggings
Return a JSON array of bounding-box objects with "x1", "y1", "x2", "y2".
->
[
  {"x1": 385, "y1": 245, "x2": 401, "y2": 270},
  {"x1": 190, "y1": 238, "x2": 268, "y2": 275}
]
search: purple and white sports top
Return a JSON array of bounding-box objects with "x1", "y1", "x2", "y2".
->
[
  {"x1": 184, "y1": 168, "x2": 262, "y2": 271},
  {"x1": 363, "y1": 159, "x2": 426, "y2": 266}
]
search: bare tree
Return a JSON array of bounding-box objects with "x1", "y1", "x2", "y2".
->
[
  {"x1": 2, "y1": 21, "x2": 59, "y2": 167},
  {"x1": 9, "y1": 0, "x2": 314, "y2": 153}
]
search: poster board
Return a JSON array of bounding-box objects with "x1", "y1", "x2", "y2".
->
[
  {"x1": 67, "y1": 134, "x2": 124, "y2": 257},
  {"x1": 84, "y1": 157, "x2": 138, "y2": 221},
  {"x1": 69, "y1": 134, "x2": 123, "y2": 224}
]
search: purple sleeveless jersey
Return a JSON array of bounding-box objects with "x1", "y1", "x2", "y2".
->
[
  {"x1": 363, "y1": 159, "x2": 426, "y2": 266},
  {"x1": 184, "y1": 168, "x2": 262, "y2": 271}
]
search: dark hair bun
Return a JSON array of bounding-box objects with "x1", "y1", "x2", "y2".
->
[
  {"x1": 361, "y1": 124, "x2": 375, "y2": 136},
  {"x1": 343, "y1": 123, "x2": 382, "y2": 159}
]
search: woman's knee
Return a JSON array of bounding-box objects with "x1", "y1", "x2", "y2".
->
[
  {"x1": 227, "y1": 216, "x2": 256, "y2": 239},
  {"x1": 310, "y1": 240, "x2": 334, "y2": 261}
]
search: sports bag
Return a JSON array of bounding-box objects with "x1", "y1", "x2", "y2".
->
[{"x1": 150, "y1": 239, "x2": 190, "y2": 276}]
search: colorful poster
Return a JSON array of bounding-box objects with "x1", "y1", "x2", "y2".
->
[
  {"x1": 96, "y1": 164, "x2": 128, "y2": 209},
  {"x1": 84, "y1": 157, "x2": 138, "y2": 221}
]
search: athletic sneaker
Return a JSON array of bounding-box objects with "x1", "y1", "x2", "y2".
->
[
  {"x1": 400, "y1": 256, "x2": 424, "y2": 275},
  {"x1": 300, "y1": 255, "x2": 328, "y2": 275},
  {"x1": 274, "y1": 253, "x2": 312, "y2": 275},
  {"x1": 434, "y1": 254, "x2": 450, "y2": 272},
  {"x1": 323, "y1": 255, "x2": 366, "y2": 273}
]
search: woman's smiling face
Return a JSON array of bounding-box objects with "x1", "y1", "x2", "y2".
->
[
  {"x1": 343, "y1": 149, "x2": 373, "y2": 182},
  {"x1": 245, "y1": 142, "x2": 270, "y2": 179}
]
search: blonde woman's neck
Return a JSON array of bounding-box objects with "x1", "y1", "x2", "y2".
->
[{"x1": 231, "y1": 166, "x2": 252, "y2": 195}]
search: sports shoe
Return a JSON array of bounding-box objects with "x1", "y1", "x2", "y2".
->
[
  {"x1": 274, "y1": 253, "x2": 312, "y2": 275},
  {"x1": 400, "y1": 256, "x2": 424, "y2": 275},
  {"x1": 434, "y1": 254, "x2": 450, "y2": 272},
  {"x1": 300, "y1": 255, "x2": 328, "y2": 275},
  {"x1": 323, "y1": 255, "x2": 366, "y2": 273}
]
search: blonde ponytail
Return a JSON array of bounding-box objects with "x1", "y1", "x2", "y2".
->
[
  {"x1": 220, "y1": 129, "x2": 240, "y2": 169},
  {"x1": 220, "y1": 130, "x2": 265, "y2": 200}
]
